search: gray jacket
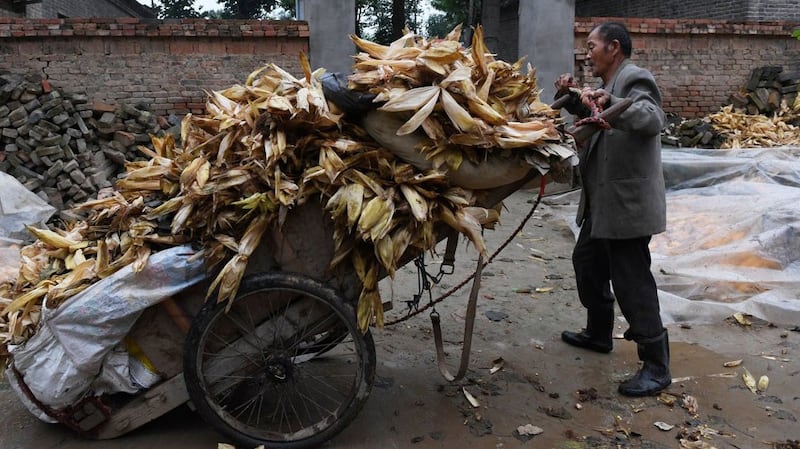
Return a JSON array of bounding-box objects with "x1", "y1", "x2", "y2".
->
[{"x1": 565, "y1": 59, "x2": 667, "y2": 239}]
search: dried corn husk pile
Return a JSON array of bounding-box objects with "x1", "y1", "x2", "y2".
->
[
  {"x1": 709, "y1": 103, "x2": 800, "y2": 149},
  {"x1": 348, "y1": 25, "x2": 573, "y2": 170},
  {"x1": 1, "y1": 27, "x2": 573, "y2": 359}
]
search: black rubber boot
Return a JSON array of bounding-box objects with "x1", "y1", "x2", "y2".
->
[
  {"x1": 561, "y1": 308, "x2": 614, "y2": 354},
  {"x1": 618, "y1": 330, "x2": 672, "y2": 396}
]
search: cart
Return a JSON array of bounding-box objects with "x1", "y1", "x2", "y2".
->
[{"x1": 9, "y1": 98, "x2": 629, "y2": 449}]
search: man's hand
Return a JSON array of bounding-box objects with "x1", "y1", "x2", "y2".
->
[
  {"x1": 580, "y1": 87, "x2": 611, "y2": 108},
  {"x1": 554, "y1": 73, "x2": 577, "y2": 96}
]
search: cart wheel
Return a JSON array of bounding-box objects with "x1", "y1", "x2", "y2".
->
[{"x1": 184, "y1": 272, "x2": 375, "y2": 449}]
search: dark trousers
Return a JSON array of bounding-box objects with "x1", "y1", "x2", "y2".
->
[{"x1": 572, "y1": 216, "x2": 664, "y2": 342}]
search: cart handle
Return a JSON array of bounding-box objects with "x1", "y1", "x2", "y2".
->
[
  {"x1": 430, "y1": 250, "x2": 483, "y2": 382},
  {"x1": 429, "y1": 175, "x2": 548, "y2": 382}
]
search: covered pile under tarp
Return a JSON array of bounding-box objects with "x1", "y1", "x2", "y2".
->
[{"x1": 548, "y1": 146, "x2": 800, "y2": 325}]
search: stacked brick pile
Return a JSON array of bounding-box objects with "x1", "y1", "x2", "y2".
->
[
  {"x1": 661, "y1": 115, "x2": 725, "y2": 148},
  {"x1": 729, "y1": 66, "x2": 799, "y2": 117},
  {"x1": 0, "y1": 73, "x2": 172, "y2": 213}
]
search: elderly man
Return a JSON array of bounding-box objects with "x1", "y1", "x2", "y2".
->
[{"x1": 554, "y1": 22, "x2": 670, "y2": 396}]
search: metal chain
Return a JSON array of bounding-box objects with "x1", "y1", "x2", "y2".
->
[{"x1": 386, "y1": 177, "x2": 547, "y2": 326}]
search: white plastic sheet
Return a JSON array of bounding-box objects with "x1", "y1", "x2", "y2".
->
[
  {"x1": 547, "y1": 146, "x2": 800, "y2": 325},
  {"x1": 0, "y1": 171, "x2": 56, "y2": 241},
  {"x1": 7, "y1": 245, "x2": 205, "y2": 421}
]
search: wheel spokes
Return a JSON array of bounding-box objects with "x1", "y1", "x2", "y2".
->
[{"x1": 197, "y1": 289, "x2": 363, "y2": 440}]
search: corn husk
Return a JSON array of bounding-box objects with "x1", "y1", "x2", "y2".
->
[
  {"x1": 709, "y1": 104, "x2": 800, "y2": 149},
  {"x1": 742, "y1": 368, "x2": 758, "y2": 394},
  {"x1": 757, "y1": 375, "x2": 769, "y2": 392},
  {"x1": 349, "y1": 25, "x2": 567, "y2": 172}
]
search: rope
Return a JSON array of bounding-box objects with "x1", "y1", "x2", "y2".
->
[
  {"x1": 386, "y1": 176, "x2": 548, "y2": 326},
  {"x1": 574, "y1": 97, "x2": 611, "y2": 130}
]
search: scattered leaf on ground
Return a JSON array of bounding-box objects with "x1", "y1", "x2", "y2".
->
[
  {"x1": 758, "y1": 375, "x2": 769, "y2": 393},
  {"x1": 490, "y1": 357, "x2": 504, "y2": 375},
  {"x1": 654, "y1": 421, "x2": 675, "y2": 431},
  {"x1": 732, "y1": 312, "x2": 752, "y2": 326},
  {"x1": 742, "y1": 368, "x2": 758, "y2": 394},
  {"x1": 463, "y1": 388, "x2": 480, "y2": 408},
  {"x1": 658, "y1": 392, "x2": 679, "y2": 407},
  {"x1": 682, "y1": 395, "x2": 699, "y2": 416},
  {"x1": 516, "y1": 424, "x2": 544, "y2": 436}
]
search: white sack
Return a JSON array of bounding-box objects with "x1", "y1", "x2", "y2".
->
[
  {"x1": 362, "y1": 110, "x2": 537, "y2": 189},
  {"x1": 8, "y1": 245, "x2": 205, "y2": 419}
]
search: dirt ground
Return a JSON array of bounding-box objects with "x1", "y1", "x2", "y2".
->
[{"x1": 1, "y1": 187, "x2": 798, "y2": 449}]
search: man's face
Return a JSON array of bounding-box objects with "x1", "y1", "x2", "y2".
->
[{"x1": 585, "y1": 29, "x2": 615, "y2": 79}]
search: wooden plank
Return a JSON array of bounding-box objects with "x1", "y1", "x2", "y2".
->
[
  {"x1": 89, "y1": 374, "x2": 189, "y2": 440},
  {"x1": 778, "y1": 72, "x2": 798, "y2": 84},
  {"x1": 780, "y1": 84, "x2": 798, "y2": 94},
  {"x1": 767, "y1": 89, "x2": 781, "y2": 110},
  {"x1": 745, "y1": 67, "x2": 764, "y2": 91},
  {"x1": 748, "y1": 89, "x2": 769, "y2": 112}
]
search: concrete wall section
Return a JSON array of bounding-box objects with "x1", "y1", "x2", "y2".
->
[
  {"x1": 518, "y1": 0, "x2": 576, "y2": 103},
  {"x1": 297, "y1": 0, "x2": 355, "y2": 74}
]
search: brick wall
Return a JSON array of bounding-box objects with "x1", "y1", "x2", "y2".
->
[
  {"x1": 574, "y1": 18, "x2": 800, "y2": 117},
  {"x1": 575, "y1": 0, "x2": 800, "y2": 21},
  {"x1": 0, "y1": 18, "x2": 309, "y2": 116},
  {"x1": 1, "y1": 17, "x2": 797, "y2": 120}
]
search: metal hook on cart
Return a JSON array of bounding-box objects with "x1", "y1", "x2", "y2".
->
[
  {"x1": 406, "y1": 256, "x2": 432, "y2": 313},
  {"x1": 407, "y1": 233, "x2": 459, "y2": 314}
]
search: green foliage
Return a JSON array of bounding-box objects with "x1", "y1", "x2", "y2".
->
[
  {"x1": 793, "y1": 28, "x2": 800, "y2": 40},
  {"x1": 425, "y1": 12, "x2": 453, "y2": 39},
  {"x1": 357, "y1": 0, "x2": 424, "y2": 44},
  {"x1": 216, "y1": 0, "x2": 292, "y2": 19},
  {"x1": 426, "y1": 0, "x2": 481, "y2": 40},
  {"x1": 157, "y1": 0, "x2": 295, "y2": 19},
  {"x1": 156, "y1": 0, "x2": 203, "y2": 18},
  {"x1": 155, "y1": 0, "x2": 476, "y2": 43}
]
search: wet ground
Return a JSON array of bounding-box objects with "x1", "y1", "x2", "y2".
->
[{"x1": 1, "y1": 188, "x2": 798, "y2": 449}]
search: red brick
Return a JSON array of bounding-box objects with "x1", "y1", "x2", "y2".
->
[{"x1": 93, "y1": 103, "x2": 117, "y2": 113}]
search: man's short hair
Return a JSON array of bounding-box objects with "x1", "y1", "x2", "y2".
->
[{"x1": 593, "y1": 22, "x2": 632, "y2": 57}]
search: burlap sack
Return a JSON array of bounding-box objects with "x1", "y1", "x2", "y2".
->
[{"x1": 362, "y1": 111, "x2": 533, "y2": 189}]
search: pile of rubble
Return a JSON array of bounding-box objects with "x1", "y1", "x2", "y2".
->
[{"x1": 0, "y1": 73, "x2": 173, "y2": 214}]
